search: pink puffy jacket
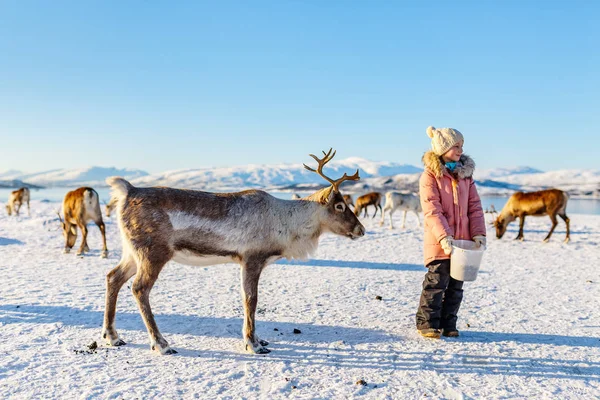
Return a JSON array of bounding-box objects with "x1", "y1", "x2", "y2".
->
[{"x1": 419, "y1": 151, "x2": 486, "y2": 265}]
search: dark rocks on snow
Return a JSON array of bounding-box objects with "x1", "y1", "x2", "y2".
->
[
  {"x1": 356, "y1": 379, "x2": 367, "y2": 386},
  {"x1": 293, "y1": 328, "x2": 301, "y2": 334},
  {"x1": 375, "y1": 295, "x2": 383, "y2": 301}
]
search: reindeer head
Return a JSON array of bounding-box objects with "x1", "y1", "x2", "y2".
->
[
  {"x1": 493, "y1": 214, "x2": 514, "y2": 239},
  {"x1": 304, "y1": 148, "x2": 365, "y2": 240},
  {"x1": 57, "y1": 211, "x2": 78, "y2": 248}
]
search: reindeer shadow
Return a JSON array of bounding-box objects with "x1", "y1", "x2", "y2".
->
[
  {"x1": 3, "y1": 305, "x2": 598, "y2": 381},
  {"x1": 275, "y1": 259, "x2": 423, "y2": 272},
  {"x1": 184, "y1": 343, "x2": 600, "y2": 381},
  {"x1": 0, "y1": 237, "x2": 24, "y2": 246},
  {"x1": 0, "y1": 304, "x2": 395, "y2": 345}
]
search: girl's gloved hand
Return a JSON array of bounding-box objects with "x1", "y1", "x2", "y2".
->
[
  {"x1": 473, "y1": 235, "x2": 486, "y2": 248},
  {"x1": 440, "y1": 236, "x2": 454, "y2": 255}
]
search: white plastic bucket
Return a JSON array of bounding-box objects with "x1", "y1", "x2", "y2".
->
[{"x1": 450, "y1": 240, "x2": 485, "y2": 282}]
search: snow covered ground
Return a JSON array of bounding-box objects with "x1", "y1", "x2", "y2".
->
[{"x1": 1, "y1": 201, "x2": 599, "y2": 399}]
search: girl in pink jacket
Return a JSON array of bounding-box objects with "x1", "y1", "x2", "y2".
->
[{"x1": 416, "y1": 126, "x2": 486, "y2": 339}]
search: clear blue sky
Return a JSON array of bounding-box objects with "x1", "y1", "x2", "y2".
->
[{"x1": 1, "y1": 1, "x2": 598, "y2": 173}]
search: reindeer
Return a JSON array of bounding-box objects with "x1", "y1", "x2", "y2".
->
[
  {"x1": 290, "y1": 193, "x2": 301, "y2": 200},
  {"x1": 354, "y1": 192, "x2": 382, "y2": 218},
  {"x1": 342, "y1": 194, "x2": 354, "y2": 208},
  {"x1": 494, "y1": 189, "x2": 570, "y2": 243},
  {"x1": 6, "y1": 187, "x2": 30, "y2": 216},
  {"x1": 105, "y1": 196, "x2": 118, "y2": 217},
  {"x1": 379, "y1": 191, "x2": 422, "y2": 229},
  {"x1": 57, "y1": 187, "x2": 108, "y2": 257},
  {"x1": 102, "y1": 149, "x2": 365, "y2": 355}
]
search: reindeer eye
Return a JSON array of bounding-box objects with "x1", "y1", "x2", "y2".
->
[{"x1": 335, "y1": 202, "x2": 346, "y2": 212}]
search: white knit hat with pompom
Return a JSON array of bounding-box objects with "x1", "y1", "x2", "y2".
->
[{"x1": 426, "y1": 126, "x2": 464, "y2": 156}]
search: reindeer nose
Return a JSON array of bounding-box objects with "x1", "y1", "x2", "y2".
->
[{"x1": 355, "y1": 224, "x2": 366, "y2": 237}]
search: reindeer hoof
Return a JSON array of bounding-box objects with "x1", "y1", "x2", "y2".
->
[
  {"x1": 564, "y1": 238, "x2": 570, "y2": 244},
  {"x1": 259, "y1": 339, "x2": 269, "y2": 346},
  {"x1": 63, "y1": 248, "x2": 70, "y2": 254},
  {"x1": 101, "y1": 251, "x2": 109, "y2": 258},
  {"x1": 113, "y1": 339, "x2": 127, "y2": 346},
  {"x1": 256, "y1": 347, "x2": 271, "y2": 354},
  {"x1": 151, "y1": 344, "x2": 176, "y2": 355},
  {"x1": 245, "y1": 343, "x2": 271, "y2": 354}
]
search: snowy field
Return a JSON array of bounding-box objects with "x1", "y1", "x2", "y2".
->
[{"x1": 1, "y1": 200, "x2": 599, "y2": 399}]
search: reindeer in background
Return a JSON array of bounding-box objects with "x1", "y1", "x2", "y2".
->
[
  {"x1": 379, "y1": 191, "x2": 422, "y2": 229},
  {"x1": 102, "y1": 149, "x2": 365, "y2": 355},
  {"x1": 354, "y1": 192, "x2": 382, "y2": 218},
  {"x1": 494, "y1": 189, "x2": 570, "y2": 243},
  {"x1": 57, "y1": 187, "x2": 108, "y2": 257},
  {"x1": 6, "y1": 187, "x2": 30, "y2": 216}
]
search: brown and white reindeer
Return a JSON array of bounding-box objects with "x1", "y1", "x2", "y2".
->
[
  {"x1": 102, "y1": 149, "x2": 365, "y2": 355},
  {"x1": 494, "y1": 189, "x2": 570, "y2": 243},
  {"x1": 354, "y1": 192, "x2": 382, "y2": 218},
  {"x1": 57, "y1": 187, "x2": 108, "y2": 257},
  {"x1": 379, "y1": 191, "x2": 422, "y2": 229},
  {"x1": 6, "y1": 187, "x2": 30, "y2": 216}
]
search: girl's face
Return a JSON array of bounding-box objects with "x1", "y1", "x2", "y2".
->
[{"x1": 442, "y1": 141, "x2": 463, "y2": 162}]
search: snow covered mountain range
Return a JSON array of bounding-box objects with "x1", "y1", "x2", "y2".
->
[{"x1": 1, "y1": 161, "x2": 599, "y2": 197}]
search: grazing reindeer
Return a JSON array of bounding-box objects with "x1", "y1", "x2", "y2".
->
[
  {"x1": 6, "y1": 187, "x2": 30, "y2": 216},
  {"x1": 494, "y1": 189, "x2": 570, "y2": 243},
  {"x1": 57, "y1": 187, "x2": 108, "y2": 257},
  {"x1": 102, "y1": 149, "x2": 365, "y2": 355},
  {"x1": 105, "y1": 196, "x2": 118, "y2": 217},
  {"x1": 379, "y1": 191, "x2": 422, "y2": 229},
  {"x1": 354, "y1": 192, "x2": 382, "y2": 218},
  {"x1": 342, "y1": 194, "x2": 354, "y2": 208}
]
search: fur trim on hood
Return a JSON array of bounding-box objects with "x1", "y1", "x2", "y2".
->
[{"x1": 422, "y1": 151, "x2": 475, "y2": 179}]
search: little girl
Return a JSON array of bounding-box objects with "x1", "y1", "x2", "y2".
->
[{"x1": 416, "y1": 126, "x2": 486, "y2": 338}]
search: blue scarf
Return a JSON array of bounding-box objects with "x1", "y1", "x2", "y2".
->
[{"x1": 445, "y1": 161, "x2": 457, "y2": 172}]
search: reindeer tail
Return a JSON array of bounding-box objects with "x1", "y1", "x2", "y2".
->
[{"x1": 106, "y1": 177, "x2": 133, "y2": 199}]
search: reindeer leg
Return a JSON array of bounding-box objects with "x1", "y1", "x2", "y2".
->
[
  {"x1": 77, "y1": 223, "x2": 89, "y2": 255},
  {"x1": 240, "y1": 259, "x2": 269, "y2": 354},
  {"x1": 96, "y1": 219, "x2": 108, "y2": 258},
  {"x1": 402, "y1": 210, "x2": 407, "y2": 229},
  {"x1": 63, "y1": 223, "x2": 76, "y2": 253},
  {"x1": 415, "y1": 210, "x2": 422, "y2": 227},
  {"x1": 559, "y1": 213, "x2": 570, "y2": 243},
  {"x1": 27, "y1": 200, "x2": 30, "y2": 216},
  {"x1": 543, "y1": 215, "x2": 558, "y2": 243},
  {"x1": 102, "y1": 255, "x2": 137, "y2": 346},
  {"x1": 389, "y1": 209, "x2": 394, "y2": 230},
  {"x1": 131, "y1": 250, "x2": 175, "y2": 354},
  {"x1": 516, "y1": 216, "x2": 525, "y2": 241},
  {"x1": 379, "y1": 207, "x2": 386, "y2": 227}
]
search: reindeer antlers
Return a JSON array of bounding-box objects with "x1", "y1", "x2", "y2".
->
[
  {"x1": 55, "y1": 209, "x2": 64, "y2": 224},
  {"x1": 303, "y1": 148, "x2": 360, "y2": 191}
]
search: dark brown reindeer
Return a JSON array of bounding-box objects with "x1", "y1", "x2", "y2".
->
[
  {"x1": 354, "y1": 192, "x2": 382, "y2": 218},
  {"x1": 57, "y1": 187, "x2": 108, "y2": 257},
  {"x1": 494, "y1": 189, "x2": 570, "y2": 243},
  {"x1": 102, "y1": 149, "x2": 365, "y2": 355},
  {"x1": 6, "y1": 187, "x2": 30, "y2": 216}
]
